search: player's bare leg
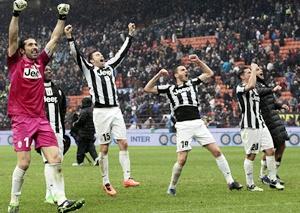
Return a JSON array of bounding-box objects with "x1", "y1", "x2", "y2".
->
[
  {"x1": 205, "y1": 143, "x2": 243, "y2": 190},
  {"x1": 167, "y1": 151, "x2": 187, "y2": 196}
]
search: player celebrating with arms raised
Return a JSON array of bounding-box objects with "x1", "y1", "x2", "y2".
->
[
  {"x1": 236, "y1": 64, "x2": 284, "y2": 191},
  {"x1": 64, "y1": 23, "x2": 139, "y2": 196},
  {"x1": 7, "y1": 1, "x2": 84, "y2": 212},
  {"x1": 144, "y1": 55, "x2": 242, "y2": 195}
]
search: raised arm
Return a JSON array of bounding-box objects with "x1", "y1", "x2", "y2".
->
[
  {"x1": 106, "y1": 23, "x2": 135, "y2": 69},
  {"x1": 244, "y1": 63, "x2": 259, "y2": 92},
  {"x1": 8, "y1": 0, "x2": 27, "y2": 57},
  {"x1": 189, "y1": 55, "x2": 214, "y2": 82},
  {"x1": 45, "y1": 4, "x2": 70, "y2": 55},
  {"x1": 144, "y1": 69, "x2": 169, "y2": 94},
  {"x1": 64, "y1": 25, "x2": 93, "y2": 70}
]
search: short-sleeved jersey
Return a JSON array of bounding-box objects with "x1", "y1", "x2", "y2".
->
[
  {"x1": 157, "y1": 78, "x2": 202, "y2": 122},
  {"x1": 7, "y1": 50, "x2": 50, "y2": 118},
  {"x1": 236, "y1": 83, "x2": 265, "y2": 129}
]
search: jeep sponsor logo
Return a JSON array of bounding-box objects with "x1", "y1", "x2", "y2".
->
[
  {"x1": 44, "y1": 96, "x2": 58, "y2": 103},
  {"x1": 251, "y1": 89, "x2": 260, "y2": 102},
  {"x1": 97, "y1": 69, "x2": 112, "y2": 76},
  {"x1": 23, "y1": 67, "x2": 42, "y2": 79},
  {"x1": 173, "y1": 87, "x2": 191, "y2": 95}
]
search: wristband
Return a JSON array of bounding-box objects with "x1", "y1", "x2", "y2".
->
[
  {"x1": 67, "y1": 37, "x2": 74, "y2": 42},
  {"x1": 58, "y1": 14, "x2": 67, "y2": 20},
  {"x1": 12, "y1": 11, "x2": 20, "y2": 17}
]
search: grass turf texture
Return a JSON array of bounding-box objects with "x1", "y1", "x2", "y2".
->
[{"x1": 1, "y1": 146, "x2": 300, "y2": 213}]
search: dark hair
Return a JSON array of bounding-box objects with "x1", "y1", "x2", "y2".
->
[
  {"x1": 18, "y1": 39, "x2": 26, "y2": 50},
  {"x1": 173, "y1": 66, "x2": 179, "y2": 74},
  {"x1": 88, "y1": 50, "x2": 98, "y2": 62},
  {"x1": 18, "y1": 37, "x2": 35, "y2": 50},
  {"x1": 237, "y1": 65, "x2": 248, "y2": 79}
]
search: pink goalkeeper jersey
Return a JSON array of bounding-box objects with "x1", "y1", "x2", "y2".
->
[{"x1": 7, "y1": 50, "x2": 50, "y2": 118}]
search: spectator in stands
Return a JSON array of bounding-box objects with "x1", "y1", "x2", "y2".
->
[{"x1": 0, "y1": 0, "x2": 299, "y2": 129}]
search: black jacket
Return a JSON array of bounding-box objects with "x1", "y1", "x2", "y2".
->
[
  {"x1": 256, "y1": 78, "x2": 289, "y2": 143},
  {"x1": 73, "y1": 98, "x2": 95, "y2": 140}
]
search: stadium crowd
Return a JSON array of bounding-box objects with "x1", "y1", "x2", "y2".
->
[{"x1": 0, "y1": 0, "x2": 300, "y2": 130}]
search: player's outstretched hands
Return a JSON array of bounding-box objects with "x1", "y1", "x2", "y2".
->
[
  {"x1": 57, "y1": 3, "x2": 70, "y2": 15},
  {"x1": 13, "y1": 0, "x2": 27, "y2": 12},
  {"x1": 189, "y1": 54, "x2": 200, "y2": 63},
  {"x1": 128, "y1": 23, "x2": 136, "y2": 36},
  {"x1": 64, "y1": 25, "x2": 73, "y2": 38},
  {"x1": 250, "y1": 63, "x2": 259, "y2": 72},
  {"x1": 158, "y1": 69, "x2": 169, "y2": 77}
]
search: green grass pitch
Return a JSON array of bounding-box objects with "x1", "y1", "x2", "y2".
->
[{"x1": 1, "y1": 146, "x2": 300, "y2": 213}]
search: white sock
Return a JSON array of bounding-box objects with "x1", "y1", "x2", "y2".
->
[
  {"x1": 47, "y1": 163, "x2": 66, "y2": 206},
  {"x1": 266, "y1": 156, "x2": 277, "y2": 181},
  {"x1": 10, "y1": 166, "x2": 25, "y2": 205},
  {"x1": 215, "y1": 154, "x2": 234, "y2": 184},
  {"x1": 99, "y1": 153, "x2": 109, "y2": 185},
  {"x1": 169, "y1": 162, "x2": 182, "y2": 189},
  {"x1": 244, "y1": 159, "x2": 254, "y2": 186},
  {"x1": 44, "y1": 163, "x2": 53, "y2": 200},
  {"x1": 276, "y1": 161, "x2": 281, "y2": 171},
  {"x1": 119, "y1": 151, "x2": 131, "y2": 180},
  {"x1": 260, "y1": 160, "x2": 267, "y2": 177}
]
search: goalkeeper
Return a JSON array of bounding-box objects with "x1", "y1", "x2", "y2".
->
[{"x1": 7, "y1": 1, "x2": 84, "y2": 212}]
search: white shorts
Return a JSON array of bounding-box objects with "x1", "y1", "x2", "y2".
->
[
  {"x1": 241, "y1": 127, "x2": 274, "y2": 155},
  {"x1": 175, "y1": 119, "x2": 215, "y2": 152},
  {"x1": 93, "y1": 107, "x2": 127, "y2": 144}
]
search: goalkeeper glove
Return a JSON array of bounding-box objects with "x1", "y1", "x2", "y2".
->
[
  {"x1": 57, "y1": 3, "x2": 70, "y2": 20},
  {"x1": 13, "y1": 0, "x2": 27, "y2": 16}
]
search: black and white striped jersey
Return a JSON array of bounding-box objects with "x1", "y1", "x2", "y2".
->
[
  {"x1": 236, "y1": 83, "x2": 265, "y2": 129},
  {"x1": 68, "y1": 36, "x2": 132, "y2": 108},
  {"x1": 44, "y1": 82, "x2": 66, "y2": 134},
  {"x1": 157, "y1": 78, "x2": 202, "y2": 122}
]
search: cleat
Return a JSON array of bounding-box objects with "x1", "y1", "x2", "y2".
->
[
  {"x1": 276, "y1": 175, "x2": 284, "y2": 185},
  {"x1": 269, "y1": 180, "x2": 284, "y2": 190},
  {"x1": 167, "y1": 188, "x2": 176, "y2": 196},
  {"x1": 247, "y1": 185, "x2": 264, "y2": 192},
  {"x1": 44, "y1": 195, "x2": 56, "y2": 205},
  {"x1": 260, "y1": 175, "x2": 271, "y2": 185},
  {"x1": 123, "y1": 178, "x2": 140, "y2": 188},
  {"x1": 57, "y1": 199, "x2": 85, "y2": 213},
  {"x1": 228, "y1": 181, "x2": 243, "y2": 190},
  {"x1": 8, "y1": 204, "x2": 19, "y2": 213},
  {"x1": 103, "y1": 183, "x2": 117, "y2": 196}
]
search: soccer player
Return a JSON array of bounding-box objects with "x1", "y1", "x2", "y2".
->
[
  {"x1": 43, "y1": 66, "x2": 69, "y2": 204},
  {"x1": 7, "y1": 1, "x2": 84, "y2": 212},
  {"x1": 64, "y1": 23, "x2": 139, "y2": 196},
  {"x1": 144, "y1": 54, "x2": 243, "y2": 196},
  {"x1": 256, "y1": 70, "x2": 289, "y2": 185},
  {"x1": 236, "y1": 64, "x2": 285, "y2": 191}
]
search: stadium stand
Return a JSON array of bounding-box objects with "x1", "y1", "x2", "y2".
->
[{"x1": 0, "y1": 0, "x2": 299, "y2": 129}]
